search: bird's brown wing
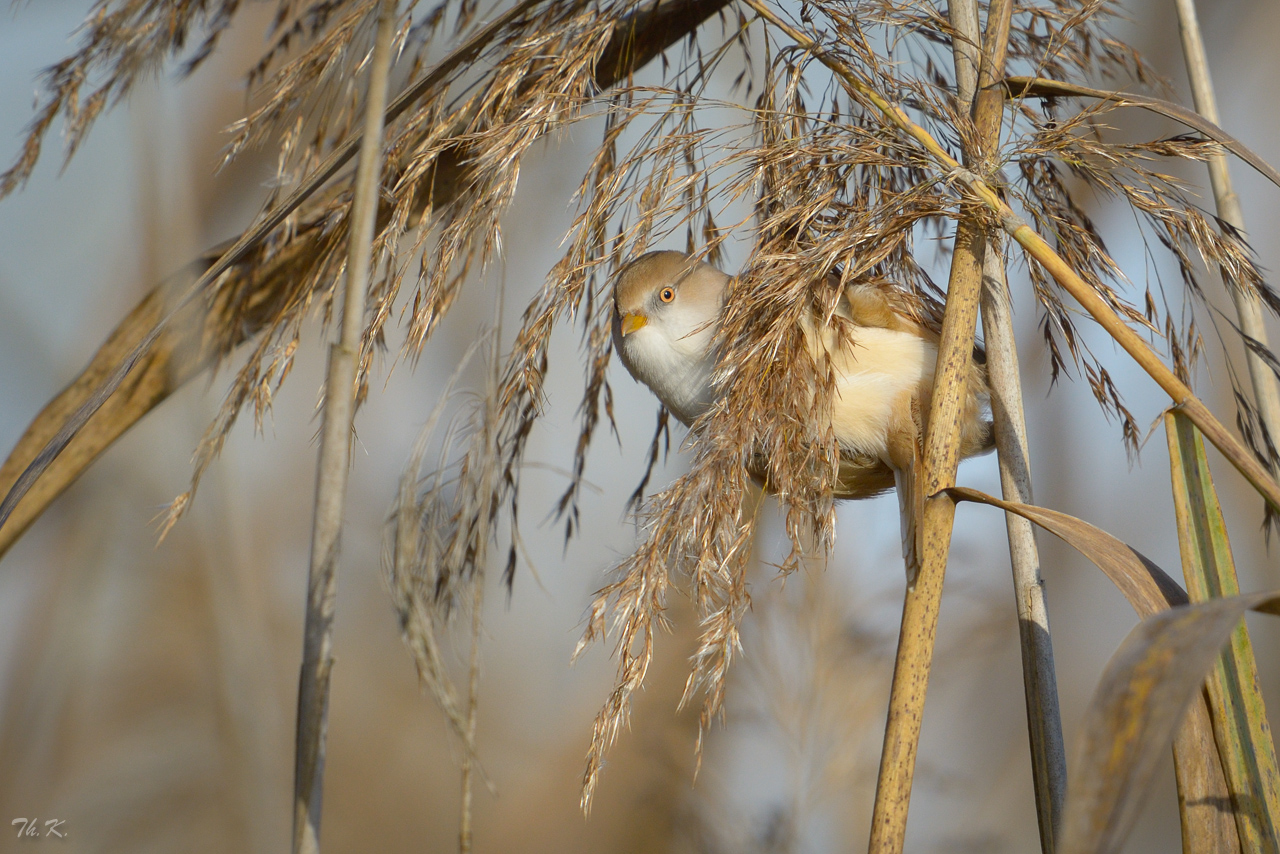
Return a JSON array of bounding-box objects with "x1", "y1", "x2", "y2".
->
[
  {"x1": 834, "y1": 275, "x2": 993, "y2": 366},
  {"x1": 835, "y1": 274, "x2": 994, "y2": 459},
  {"x1": 747, "y1": 451, "x2": 896, "y2": 500},
  {"x1": 829, "y1": 275, "x2": 937, "y2": 581},
  {"x1": 831, "y1": 274, "x2": 938, "y2": 338},
  {"x1": 834, "y1": 452, "x2": 897, "y2": 499},
  {"x1": 747, "y1": 274, "x2": 985, "y2": 579}
]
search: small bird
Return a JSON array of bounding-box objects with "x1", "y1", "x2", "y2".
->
[{"x1": 611, "y1": 250, "x2": 993, "y2": 578}]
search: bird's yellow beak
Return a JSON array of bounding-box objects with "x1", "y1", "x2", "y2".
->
[{"x1": 620, "y1": 312, "x2": 648, "y2": 336}]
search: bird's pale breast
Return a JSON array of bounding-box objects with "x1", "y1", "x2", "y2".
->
[
  {"x1": 819, "y1": 326, "x2": 935, "y2": 461},
  {"x1": 616, "y1": 323, "x2": 717, "y2": 425}
]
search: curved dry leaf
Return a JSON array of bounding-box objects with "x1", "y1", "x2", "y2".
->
[
  {"x1": 1002, "y1": 76, "x2": 1280, "y2": 193},
  {"x1": 945, "y1": 486, "x2": 1187, "y2": 616},
  {"x1": 945, "y1": 486, "x2": 1235, "y2": 850},
  {"x1": 944, "y1": 487, "x2": 1269, "y2": 853},
  {"x1": 1059, "y1": 592, "x2": 1280, "y2": 854}
]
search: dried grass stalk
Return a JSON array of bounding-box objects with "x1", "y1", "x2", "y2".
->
[
  {"x1": 292, "y1": 4, "x2": 397, "y2": 853},
  {"x1": 952, "y1": 1, "x2": 1066, "y2": 849},
  {"x1": 867, "y1": 3, "x2": 1015, "y2": 848},
  {"x1": 980, "y1": 237, "x2": 1068, "y2": 851}
]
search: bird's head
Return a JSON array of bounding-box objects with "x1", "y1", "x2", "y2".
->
[{"x1": 611, "y1": 250, "x2": 729, "y2": 424}]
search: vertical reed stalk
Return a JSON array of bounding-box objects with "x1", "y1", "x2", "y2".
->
[
  {"x1": 867, "y1": 219, "x2": 984, "y2": 853},
  {"x1": 868, "y1": 4, "x2": 1016, "y2": 851},
  {"x1": 459, "y1": 569, "x2": 484, "y2": 853},
  {"x1": 292, "y1": 3, "x2": 398, "y2": 853},
  {"x1": 1174, "y1": 0, "x2": 1280, "y2": 478},
  {"x1": 980, "y1": 247, "x2": 1067, "y2": 851},
  {"x1": 949, "y1": 3, "x2": 1065, "y2": 849}
]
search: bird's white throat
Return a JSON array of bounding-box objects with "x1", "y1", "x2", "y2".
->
[{"x1": 616, "y1": 324, "x2": 717, "y2": 425}]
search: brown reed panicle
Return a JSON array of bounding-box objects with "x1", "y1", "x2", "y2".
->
[
  {"x1": 154, "y1": 1, "x2": 647, "y2": 537},
  {"x1": 1006, "y1": 102, "x2": 1279, "y2": 464},
  {"x1": 7, "y1": 0, "x2": 1280, "y2": 816},
  {"x1": 385, "y1": 334, "x2": 492, "y2": 749},
  {"x1": 0, "y1": 0, "x2": 240, "y2": 199},
  {"x1": 0, "y1": 1, "x2": 443, "y2": 198}
]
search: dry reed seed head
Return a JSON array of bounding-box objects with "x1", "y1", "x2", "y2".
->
[
  {"x1": 1005, "y1": 94, "x2": 1276, "y2": 459},
  {"x1": 139, "y1": 0, "x2": 635, "y2": 533},
  {"x1": 0, "y1": 0, "x2": 249, "y2": 198},
  {"x1": 372, "y1": 4, "x2": 778, "y2": 744}
]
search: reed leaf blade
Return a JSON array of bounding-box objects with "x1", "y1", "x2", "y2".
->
[
  {"x1": 1166, "y1": 410, "x2": 1280, "y2": 852},
  {"x1": 1059, "y1": 593, "x2": 1280, "y2": 854}
]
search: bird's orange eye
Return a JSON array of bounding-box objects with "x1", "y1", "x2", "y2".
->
[{"x1": 659, "y1": 286, "x2": 675, "y2": 303}]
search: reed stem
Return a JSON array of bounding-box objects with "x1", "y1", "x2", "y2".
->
[
  {"x1": 949, "y1": 3, "x2": 1066, "y2": 849},
  {"x1": 292, "y1": 4, "x2": 398, "y2": 853},
  {"x1": 1173, "y1": 0, "x2": 1280, "y2": 494}
]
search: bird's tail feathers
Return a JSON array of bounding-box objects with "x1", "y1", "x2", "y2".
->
[{"x1": 891, "y1": 397, "x2": 927, "y2": 586}]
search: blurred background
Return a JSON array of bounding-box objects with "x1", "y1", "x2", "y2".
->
[{"x1": 0, "y1": 2, "x2": 1278, "y2": 852}]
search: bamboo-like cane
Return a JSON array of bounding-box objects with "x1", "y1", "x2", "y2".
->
[
  {"x1": 459, "y1": 571, "x2": 484, "y2": 853},
  {"x1": 948, "y1": 2, "x2": 1066, "y2": 850},
  {"x1": 1173, "y1": 0, "x2": 1280, "y2": 488},
  {"x1": 980, "y1": 240, "x2": 1067, "y2": 852},
  {"x1": 865, "y1": 2, "x2": 1017, "y2": 849},
  {"x1": 292, "y1": 4, "x2": 398, "y2": 854}
]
